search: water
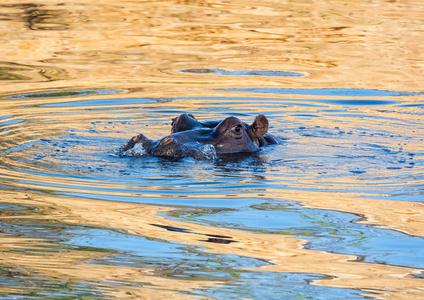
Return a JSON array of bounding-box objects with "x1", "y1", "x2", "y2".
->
[{"x1": 1, "y1": 1, "x2": 424, "y2": 299}]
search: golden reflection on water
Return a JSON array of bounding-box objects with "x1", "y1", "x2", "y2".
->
[
  {"x1": 1, "y1": 0, "x2": 424, "y2": 299},
  {"x1": 1, "y1": 0, "x2": 424, "y2": 95}
]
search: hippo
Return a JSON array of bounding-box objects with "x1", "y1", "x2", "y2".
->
[
  {"x1": 122, "y1": 115, "x2": 273, "y2": 158},
  {"x1": 171, "y1": 113, "x2": 279, "y2": 147}
]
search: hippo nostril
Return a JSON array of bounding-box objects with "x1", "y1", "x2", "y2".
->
[{"x1": 159, "y1": 136, "x2": 174, "y2": 146}]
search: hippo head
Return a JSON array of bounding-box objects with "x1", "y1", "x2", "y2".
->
[
  {"x1": 211, "y1": 116, "x2": 268, "y2": 154},
  {"x1": 171, "y1": 113, "x2": 274, "y2": 146},
  {"x1": 122, "y1": 115, "x2": 271, "y2": 158}
]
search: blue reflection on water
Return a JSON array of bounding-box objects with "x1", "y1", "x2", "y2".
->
[
  {"x1": 180, "y1": 68, "x2": 304, "y2": 77},
  {"x1": 167, "y1": 203, "x2": 424, "y2": 270},
  {"x1": 64, "y1": 224, "x2": 366, "y2": 299},
  {"x1": 40, "y1": 97, "x2": 158, "y2": 107}
]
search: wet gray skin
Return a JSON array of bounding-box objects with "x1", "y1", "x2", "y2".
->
[
  {"x1": 123, "y1": 115, "x2": 270, "y2": 158},
  {"x1": 171, "y1": 113, "x2": 279, "y2": 147},
  {"x1": 171, "y1": 113, "x2": 220, "y2": 133}
]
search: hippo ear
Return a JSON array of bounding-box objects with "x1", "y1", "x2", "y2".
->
[
  {"x1": 171, "y1": 117, "x2": 177, "y2": 126},
  {"x1": 248, "y1": 114, "x2": 269, "y2": 140}
]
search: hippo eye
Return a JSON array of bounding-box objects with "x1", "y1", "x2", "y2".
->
[{"x1": 235, "y1": 124, "x2": 242, "y2": 133}]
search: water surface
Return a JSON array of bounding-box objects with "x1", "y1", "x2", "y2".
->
[{"x1": 1, "y1": 0, "x2": 424, "y2": 299}]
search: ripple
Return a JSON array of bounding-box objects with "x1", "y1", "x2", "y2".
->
[
  {"x1": 0, "y1": 94, "x2": 421, "y2": 207},
  {"x1": 349, "y1": 169, "x2": 367, "y2": 174},
  {"x1": 180, "y1": 68, "x2": 304, "y2": 77},
  {"x1": 220, "y1": 87, "x2": 424, "y2": 97},
  {"x1": 39, "y1": 97, "x2": 158, "y2": 107},
  {"x1": 0, "y1": 91, "x2": 423, "y2": 299},
  {"x1": 5, "y1": 89, "x2": 119, "y2": 100},
  {"x1": 2, "y1": 0, "x2": 424, "y2": 297}
]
